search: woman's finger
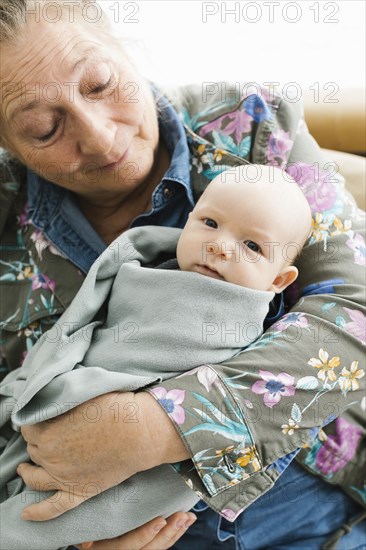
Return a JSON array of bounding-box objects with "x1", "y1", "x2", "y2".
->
[
  {"x1": 143, "y1": 512, "x2": 197, "y2": 550},
  {"x1": 17, "y1": 463, "x2": 55, "y2": 491},
  {"x1": 17, "y1": 464, "x2": 88, "y2": 522},
  {"x1": 21, "y1": 489, "x2": 86, "y2": 521},
  {"x1": 76, "y1": 512, "x2": 197, "y2": 550}
]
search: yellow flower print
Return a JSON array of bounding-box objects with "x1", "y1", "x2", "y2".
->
[
  {"x1": 236, "y1": 447, "x2": 260, "y2": 471},
  {"x1": 330, "y1": 217, "x2": 352, "y2": 236},
  {"x1": 308, "y1": 348, "x2": 340, "y2": 382},
  {"x1": 310, "y1": 213, "x2": 332, "y2": 243},
  {"x1": 281, "y1": 419, "x2": 299, "y2": 435},
  {"x1": 17, "y1": 266, "x2": 33, "y2": 280},
  {"x1": 215, "y1": 446, "x2": 235, "y2": 457},
  {"x1": 302, "y1": 428, "x2": 327, "y2": 448},
  {"x1": 236, "y1": 451, "x2": 252, "y2": 468},
  {"x1": 18, "y1": 321, "x2": 39, "y2": 338},
  {"x1": 338, "y1": 361, "x2": 365, "y2": 392},
  {"x1": 192, "y1": 144, "x2": 211, "y2": 174},
  {"x1": 213, "y1": 149, "x2": 224, "y2": 162},
  {"x1": 318, "y1": 428, "x2": 328, "y2": 442}
]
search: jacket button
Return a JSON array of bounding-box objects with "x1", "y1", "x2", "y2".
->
[{"x1": 163, "y1": 186, "x2": 174, "y2": 199}]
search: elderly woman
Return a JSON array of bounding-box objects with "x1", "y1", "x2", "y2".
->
[{"x1": 0, "y1": 1, "x2": 365, "y2": 549}]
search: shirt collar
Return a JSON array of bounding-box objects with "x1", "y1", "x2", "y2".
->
[{"x1": 153, "y1": 85, "x2": 194, "y2": 204}]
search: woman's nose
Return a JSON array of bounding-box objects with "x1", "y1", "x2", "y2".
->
[{"x1": 72, "y1": 106, "x2": 116, "y2": 156}]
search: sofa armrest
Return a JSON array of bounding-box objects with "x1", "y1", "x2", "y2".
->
[
  {"x1": 321, "y1": 148, "x2": 366, "y2": 210},
  {"x1": 304, "y1": 88, "x2": 365, "y2": 154}
]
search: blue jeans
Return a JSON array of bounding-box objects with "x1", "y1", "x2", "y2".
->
[{"x1": 172, "y1": 461, "x2": 366, "y2": 550}]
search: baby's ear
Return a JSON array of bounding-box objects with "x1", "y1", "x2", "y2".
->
[{"x1": 269, "y1": 266, "x2": 298, "y2": 294}]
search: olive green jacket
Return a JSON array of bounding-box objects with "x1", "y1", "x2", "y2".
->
[{"x1": 0, "y1": 82, "x2": 365, "y2": 521}]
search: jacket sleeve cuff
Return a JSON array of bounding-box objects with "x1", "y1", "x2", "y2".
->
[{"x1": 144, "y1": 365, "x2": 263, "y2": 497}]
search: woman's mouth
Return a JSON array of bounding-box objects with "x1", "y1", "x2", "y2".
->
[{"x1": 102, "y1": 147, "x2": 130, "y2": 171}]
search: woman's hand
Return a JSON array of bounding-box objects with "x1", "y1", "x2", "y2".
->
[
  {"x1": 75, "y1": 512, "x2": 197, "y2": 550},
  {"x1": 18, "y1": 391, "x2": 189, "y2": 521}
]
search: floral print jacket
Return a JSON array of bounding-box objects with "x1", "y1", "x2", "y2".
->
[{"x1": 0, "y1": 82, "x2": 365, "y2": 520}]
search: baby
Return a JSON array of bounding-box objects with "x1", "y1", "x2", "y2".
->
[
  {"x1": 0, "y1": 165, "x2": 312, "y2": 550},
  {"x1": 177, "y1": 164, "x2": 311, "y2": 292}
]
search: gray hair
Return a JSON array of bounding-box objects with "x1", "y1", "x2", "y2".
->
[{"x1": 0, "y1": 0, "x2": 112, "y2": 46}]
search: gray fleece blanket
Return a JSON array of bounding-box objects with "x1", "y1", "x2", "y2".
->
[{"x1": 0, "y1": 226, "x2": 274, "y2": 549}]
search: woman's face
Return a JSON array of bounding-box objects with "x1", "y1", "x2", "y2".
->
[{"x1": 0, "y1": 16, "x2": 159, "y2": 202}]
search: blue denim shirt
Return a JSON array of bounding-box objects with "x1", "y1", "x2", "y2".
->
[{"x1": 26, "y1": 87, "x2": 195, "y2": 274}]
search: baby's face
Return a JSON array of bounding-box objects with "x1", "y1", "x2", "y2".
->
[{"x1": 177, "y1": 168, "x2": 311, "y2": 292}]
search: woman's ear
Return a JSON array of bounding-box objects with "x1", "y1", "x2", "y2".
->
[{"x1": 269, "y1": 266, "x2": 298, "y2": 293}]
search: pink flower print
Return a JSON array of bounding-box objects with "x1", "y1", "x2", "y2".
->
[
  {"x1": 30, "y1": 229, "x2": 67, "y2": 261},
  {"x1": 221, "y1": 508, "x2": 236, "y2": 521},
  {"x1": 267, "y1": 129, "x2": 293, "y2": 166},
  {"x1": 31, "y1": 273, "x2": 56, "y2": 293},
  {"x1": 201, "y1": 109, "x2": 252, "y2": 143},
  {"x1": 252, "y1": 370, "x2": 296, "y2": 408},
  {"x1": 200, "y1": 116, "x2": 223, "y2": 136},
  {"x1": 196, "y1": 365, "x2": 218, "y2": 392},
  {"x1": 221, "y1": 507, "x2": 245, "y2": 521},
  {"x1": 149, "y1": 387, "x2": 186, "y2": 425},
  {"x1": 19, "y1": 203, "x2": 31, "y2": 228},
  {"x1": 222, "y1": 110, "x2": 252, "y2": 142},
  {"x1": 177, "y1": 365, "x2": 226, "y2": 397},
  {"x1": 274, "y1": 312, "x2": 308, "y2": 332},
  {"x1": 343, "y1": 308, "x2": 366, "y2": 345},
  {"x1": 346, "y1": 233, "x2": 366, "y2": 266},
  {"x1": 316, "y1": 417, "x2": 363, "y2": 475},
  {"x1": 242, "y1": 85, "x2": 278, "y2": 104},
  {"x1": 286, "y1": 163, "x2": 336, "y2": 212}
]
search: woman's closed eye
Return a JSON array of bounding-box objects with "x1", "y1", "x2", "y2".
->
[
  {"x1": 203, "y1": 218, "x2": 218, "y2": 228},
  {"x1": 244, "y1": 240, "x2": 261, "y2": 253},
  {"x1": 86, "y1": 76, "x2": 114, "y2": 95},
  {"x1": 38, "y1": 121, "x2": 61, "y2": 142},
  {"x1": 36, "y1": 77, "x2": 115, "y2": 142}
]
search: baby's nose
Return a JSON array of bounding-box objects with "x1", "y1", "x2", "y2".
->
[{"x1": 222, "y1": 240, "x2": 237, "y2": 254}]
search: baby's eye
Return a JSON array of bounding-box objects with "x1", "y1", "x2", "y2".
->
[
  {"x1": 203, "y1": 218, "x2": 218, "y2": 229},
  {"x1": 244, "y1": 240, "x2": 261, "y2": 253}
]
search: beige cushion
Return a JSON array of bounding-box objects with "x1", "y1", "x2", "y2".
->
[
  {"x1": 304, "y1": 89, "x2": 366, "y2": 154},
  {"x1": 321, "y1": 148, "x2": 366, "y2": 211}
]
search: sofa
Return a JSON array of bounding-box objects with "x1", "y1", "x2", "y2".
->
[{"x1": 304, "y1": 88, "x2": 366, "y2": 210}]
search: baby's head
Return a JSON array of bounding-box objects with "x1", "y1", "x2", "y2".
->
[{"x1": 176, "y1": 165, "x2": 312, "y2": 293}]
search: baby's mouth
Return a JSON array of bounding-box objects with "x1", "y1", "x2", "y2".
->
[{"x1": 196, "y1": 264, "x2": 225, "y2": 281}]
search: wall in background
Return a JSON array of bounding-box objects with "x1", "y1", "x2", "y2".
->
[{"x1": 97, "y1": 0, "x2": 365, "y2": 95}]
